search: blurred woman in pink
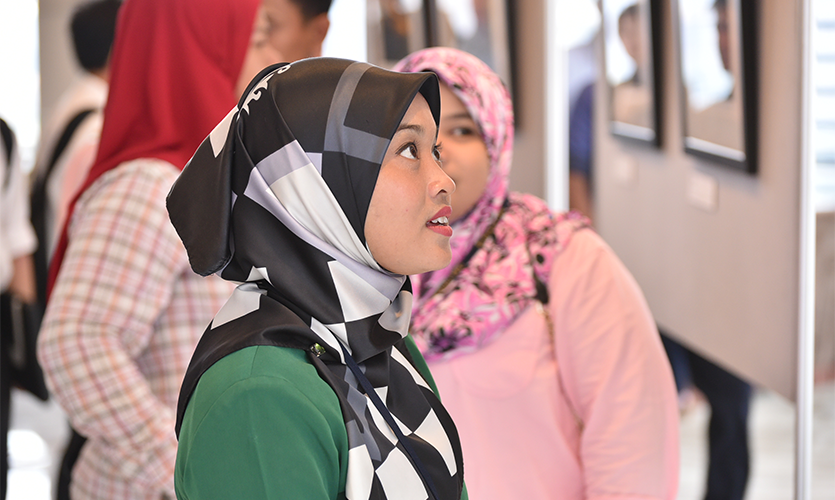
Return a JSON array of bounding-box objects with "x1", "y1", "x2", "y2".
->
[{"x1": 394, "y1": 47, "x2": 679, "y2": 500}]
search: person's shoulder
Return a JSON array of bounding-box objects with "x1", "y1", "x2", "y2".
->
[
  {"x1": 183, "y1": 345, "x2": 347, "y2": 459},
  {"x1": 177, "y1": 345, "x2": 349, "y2": 499},
  {"x1": 60, "y1": 75, "x2": 108, "y2": 115},
  {"x1": 504, "y1": 191, "x2": 554, "y2": 233},
  {"x1": 112, "y1": 158, "x2": 180, "y2": 183},
  {"x1": 507, "y1": 192, "x2": 589, "y2": 228},
  {"x1": 507, "y1": 191, "x2": 549, "y2": 214},
  {"x1": 507, "y1": 192, "x2": 592, "y2": 246},
  {"x1": 194, "y1": 345, "x2": 341, "y2": 418},
  {"x1": 80, "y1": 158, "x2": 180, "y2": 203},
  {"x1": 41, "y1": 76, "x2": 107, "y2": 142},
  {"x1": 553, "y1": 222, "x2": 612, "y2": 265},
  {"x1": 70, "y1": 159, "x2": 181, "y2": 231},
  {"x1": 200, "y1": 345, "x2": 324, "y2": 392}
]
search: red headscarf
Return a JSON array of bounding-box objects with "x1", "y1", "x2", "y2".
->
[{"x1": 48, "y1": 0, "x2": 260, "y2": 294}]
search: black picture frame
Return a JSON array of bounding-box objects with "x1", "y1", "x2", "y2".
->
[
  {"x1": 427, "y1": 0, "x2": 517, "y2": 98},
  {"x1": 675, "y1": 0, "x2": 758, "y2": 174},
  {"x1": 366, "y1": 0, "x2": 429, "y2": 69},
  {"x1": 366, "y1": 0, "x2": 517, "y2": 115},
  {"x1": 601, "y1": 0, "x2": 664, "y2": 147}
]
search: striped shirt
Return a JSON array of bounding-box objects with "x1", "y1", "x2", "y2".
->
[{"x1": 38, "y1": 159, "x2": 234, "y2": 499}]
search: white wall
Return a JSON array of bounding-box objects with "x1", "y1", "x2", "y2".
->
[
  {"x1": 595, "y1": 0, "x2": 806, "y2": 400},
  {"x1": 39, "y1": 0, "x2": 88, "y2": 133},
  {"x1": 0, "y1": 0, "x2": 43, "y2": 171},
  {"x1": 506, "y1": 0, "x2": 547, "y2": 199}
]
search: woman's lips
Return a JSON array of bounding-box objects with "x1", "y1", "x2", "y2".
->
[
  {"x1": 427, "y1": 206, "x2": 453, "y2": 237},
  {"x1": 428, "y1": 206, "x2": 452, "y2": 222},
  {"x1": 427, "y1": 224, "x2": 453, "y2": 237}
]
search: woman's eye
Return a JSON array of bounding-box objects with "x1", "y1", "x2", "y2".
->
[
  {"x1": 451, "y1": 126, "x2": 476, "y2": 137},
  {"x1": 398, "y1": 143, "x2": 418, "y2": 160},
  {"x1": 433, "y1": 144, "x2": 442, "y2": 162}
]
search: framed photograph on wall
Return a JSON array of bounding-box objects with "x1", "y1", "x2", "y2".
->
[
  {"x1": 431, "y1": 0, "x2": 516, "y2": 96},
  {"x1": 366, "y1": 0, "x2": 429, "y2": 69},
  {"x1": 366, "y1": 0, "x2": 516, "y2": 101},
  {"x1": 601, "y1": 0, "x2": 664, "y2": 146},
  {"x1": 675, "y1": 0, "x2": 758, "y2": 173}
]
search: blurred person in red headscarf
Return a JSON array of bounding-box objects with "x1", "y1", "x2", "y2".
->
[{"x1": 36, "y1": 0, "x2": 330, "y2": 498}]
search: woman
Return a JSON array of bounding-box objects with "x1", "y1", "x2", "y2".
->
[
  {"x1": 0, "y1": 117, "x2": 38, "y2": 499},
  {"x1": 394, "y1": 48, "x2": 679, "y2": 500},
  {"x1": 168, "y1": 58, "x2": 465, "y2": 499},
  {"x1": 36, "y1": 0, "x2": 291, "y2": 497}
]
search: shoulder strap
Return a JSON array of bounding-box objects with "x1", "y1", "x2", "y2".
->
[
  {"x1": 1, "y1": 118, "x2": 15, "y2": 189},
  {"x1": 30, "y1": 108, "x2": 97, "y2": 307},
  {"x1": 44, "y1": 109, "x2": 96, "y2": 179}
]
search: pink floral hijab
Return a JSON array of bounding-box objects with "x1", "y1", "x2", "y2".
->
[{"x1": 394, "y1": 48, "x2": 588, "y2": 361}]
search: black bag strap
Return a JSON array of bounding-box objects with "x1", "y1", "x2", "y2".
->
[
  {"x1": 44, "y1": 109, "x2": 97, "y2": 180},
  {"x1": 30, "y1": 108, "x2": 96, "y2": 307},
  {"x1": 1, "y1": 117, "x2": 15, "y2": 189}
]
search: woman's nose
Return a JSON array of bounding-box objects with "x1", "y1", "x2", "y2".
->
[{"x1": 430, "y1": 162, "x2": 455, "y2": 199}]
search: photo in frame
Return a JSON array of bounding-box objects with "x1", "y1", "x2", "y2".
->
[
  {"x1": 367, "y1": 0, "x2": 429, "y2": 69},
  {"x1": 675, "y1": 0, "x2": 758, "y2": 173},
  {"x1": 430, "y1": 0, "x2": 516, "y2": 96},
  {"x1": 366, "y1": 1, "x2": 516, "y2": 103},
  {"x1": 601, "y1": 0, "x2": 663, "y2": 146}
]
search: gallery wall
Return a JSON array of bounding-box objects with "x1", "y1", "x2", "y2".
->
[
  {"x1": 594, "y1": 0, "x2": 806, "y2": 400},
  {"x1": 39, "y1": 0, "x2": 807, "y2": 398}
]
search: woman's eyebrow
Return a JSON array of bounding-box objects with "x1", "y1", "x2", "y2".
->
[
  {"x1": 444, "y1": 112, "x2": 473, "y2": 121},
  {"x1": 395, "y1": 123, "x2": 424, "y2": 134}
]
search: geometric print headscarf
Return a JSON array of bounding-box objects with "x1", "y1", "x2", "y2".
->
[
  {"x1": 394, "y1": 48, "x2": 588, "y2": 362},
  {"x1": 168, "y1": 58, "x2": 463, "y2": 500}
]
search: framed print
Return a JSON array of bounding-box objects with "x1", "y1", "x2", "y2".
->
[
  {"x1": 367, "y1": 0, "x2": 429, "y2": 68},
  {"x1": 601, "y1": 0, "x2": 663, "y2": 146},
  {"x1": 676, "y1": 0, "x2": 758, "y2": 173},
  {"x1": 431, "y1": 0, "x2": 516, "y2": 96}
]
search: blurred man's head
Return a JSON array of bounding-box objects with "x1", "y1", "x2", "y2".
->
[
  {"x1": 259, "y1": 0, "x2": 332, "y2": 62},
  {"x1": 71, "y1": 0, "x2": 121, "y2": 80},
  {"x1": 236, "y1": 0, "x2": 332, "y2": 95},
  {"x1": 714, "y1": 0, "x2": 731, "y2": 71},
  {"x1": 618, "y1": 4, "x2": 642, "y2": 68}
]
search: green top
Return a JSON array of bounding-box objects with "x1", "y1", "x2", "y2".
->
[{"x1": 175, "y1": 335, "x2": 467, "y2": 500}]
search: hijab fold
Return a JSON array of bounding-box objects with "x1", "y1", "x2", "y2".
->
[
  {"x1": 394, "y1": 48, "x2": 588, "y2": 361},
  {"x1": 169, "y1": 59, "x2": 463, "y2": 500}
]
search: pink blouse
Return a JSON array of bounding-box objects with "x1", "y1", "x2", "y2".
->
[{"x1": 424, "y1": 229, "x2": 679, "y2": 500}]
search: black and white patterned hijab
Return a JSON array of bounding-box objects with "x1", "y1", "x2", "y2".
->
[{"x1": 168, "y1": 58, "x2": 463, "y2": 500}]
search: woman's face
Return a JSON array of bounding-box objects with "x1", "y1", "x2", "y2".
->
[
  {"x1": 261, "y1": 0, "x2": 329, "y2": 62},
  {"x1": 365, "y1": 93, "x2": 456, "y2": 276},
  {"x1": 236, "y1": 5, "x2": 284, "y2": 97},
  {"x1": 437, "y1": 83, "x2": 491, "y2": 224},
  {"x1": 235, "y1": 0, "x2": 329, "y2": 97}
]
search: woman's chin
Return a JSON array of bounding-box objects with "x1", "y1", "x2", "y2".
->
[{"x1": 424, "y1": 249, "x2": 452, "y2": 274}]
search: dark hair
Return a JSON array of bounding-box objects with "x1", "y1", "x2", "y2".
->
[
  {"x1": 289, "y1": 0, "x2": 332, "y2": 21},
  {"x1": 71, "y1": 0, "x2": 121, "y2": 72}
]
